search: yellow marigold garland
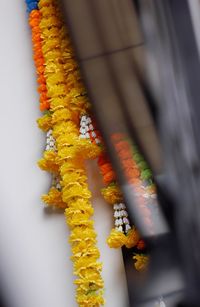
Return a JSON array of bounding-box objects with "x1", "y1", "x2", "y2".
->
[{"x1": 37, "y1": 0, "x2": 104, "y2": 305}]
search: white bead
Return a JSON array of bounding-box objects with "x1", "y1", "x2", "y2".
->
[
  {"x1": 47, "y1": 130, "x2": 52, "y2": 137},
  {"x1": 80, "y1": 127, "x2": 86, "y2": 134},
  {"x1": 118, "y1": 226, "x2": 123, "y2": 232},
  {"x1": 123, "y1": 217, "x2": 130, "y2": 224},
  {"x1": 117, "y1": 211, "x2": 121, "y2": 217},
  {"x1": 119, "y1": 203, "x2": 125, "y2": 210},
  {"x1": 56, "y1": 183, "x2": 61, "y2": 190},
  {"x1": 114, "y1": 211, "x2": 119, "y2": 218},
  {"x1": 82, "y1": 125, "x2": 88, "y2": 132},
  {"x1": 81, "y1": 121, "x2": 86, "y2": 127},
  {"x1": 119, "y1": 210, "x2": 123, "y2": 217},
  {"x1": 79, "y1": 134, "x2": 85, "y2": 139},
  {"x1": 115, "y1": 219, "x2": 119, "y2": 226},
  {"x1": 50, "y1": 141, "x2": 54, "y2": 146},
  {"x1": 113, "y1": 204, "x2": 119, "y2": 210},
  {"x1": 46, "y1": 145, "x2": 50, "y2": 151},
  {"x1": 125, "y1": 224, "x2": 131, "y2": 232},
  {"x1": 86, "y1": 117, "x2": 92, "y2": 124},
  {"x1": 118, "y1": 218, "x2": 123, "y2": 225},
  {"x1": 85, "y1": 132, "x2": 90, "y2": 139},
  {"x1": 122, "y1": 211, "x2": 126, "y2": 217},
  {"x1": 81, "y1": 115, "x2": 86, "y2": 121}
]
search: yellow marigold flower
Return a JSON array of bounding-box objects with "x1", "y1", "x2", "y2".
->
[
  {"x1": 101, "y1": 184, "x2": 123, "y2": 205},
  {"x1": 56, "y1": 146, "x2": 78, "y2": 161},
  {"x1": 63, "y1": 62, "x2": 77, "y2": 73},
  {"x1": 52, "y1": 108, "x2": 72, "y2": 124},
  {"x1": 74, "y1": 257, "x2": 102, "y2": 276},
  {"x1": 71, "y1": 243, "x2": 100, "y2": 260},
  {"x1": 76, "y1": 290, "x2": 104, "y2": 307},
  {"x1": 60, "y1": 159, "x2": 85, "y2": 175},
  {"x1": 38, "y1": 151, "x2": 59, "y2": 173},
  {"x1": 40, "y1": 16, "x2": 62, "y2": 31},
  {"x1": 67, "y1": 213, "x2": 94, "y2": 229},
  {"x1": 125, "y1": 228, "x2": 140, "y2": 248},
  {"x1": 61, "y1": 172, "x2": 87, "y2": 186},
  {"x1": 65, "y1": 204, "x2": 94, "y2": 220},
  {"x1": 69, "y1": 227, "x2": 97, "y2": 245},
  {"x1": 46, "y1": 72, "x2": 66, "y2": 86},
  {"x1": 37, "y1": 114, "x2": 52, "y2": 132},
  {"x1": 42, "y1": 187, "x2": 66, "y2": 209},
  {"x1": 106, "y1": 228, "x2": 127, "y2": 248},
  {"x1": 133, "y1": 254, "x2": 149, "y2": 272},
  {"x1": 62, "y1": 185, "x2": 91, "y2": 202},
  {"x1": 74, "y1": 269, "x2": 104, "y2": 289},
  {"x1": 47, "y1": 84, "x2": 67, "y2": 97},
  {"x1": 39, "y1": 5, "x2": 56, "y2": 17},
  {"x1": 43, "y1": 38, "x2": 61, "y2": 52},
  {"x1": 53, "y1": 121, "x2": 78, "y2": 138},
  {"x1": 56, "y1": 133, "x2": 78, "y2": 148},
  {"x1": 77, "y1": 140, "x2": 101, "y2": 159}
]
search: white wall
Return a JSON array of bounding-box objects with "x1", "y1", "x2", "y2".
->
[{"x1": 0, "y1": 1, "x2": 129, "y2": 306}]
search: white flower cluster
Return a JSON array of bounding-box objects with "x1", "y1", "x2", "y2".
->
[
  {"x1": 79, "y1": 115, "x2": 100, "y2": 144},
  {"x1": 45, "y1": 129, "x2": 56, "y2": 151},
  {"x1": 113, "y1": 203, "x2": 131, "y2": 233}
]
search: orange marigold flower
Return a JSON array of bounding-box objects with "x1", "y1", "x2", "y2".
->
[
  {"x1": 100, "y1": 163, "x2": 113, "y2": 175},
  {"x1": 103, "y1": 170, "x2": 116, "y2": 185}
]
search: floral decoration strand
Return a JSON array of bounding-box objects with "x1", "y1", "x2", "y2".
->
[
  {"x1": 79, "y1": 116, "x2": 154, "y2": 270},
  {"x1": 26, "y1": 0, "x2": 104, "y2": 305}
]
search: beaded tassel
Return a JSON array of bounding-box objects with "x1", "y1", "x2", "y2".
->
[{"x1": 113, "y1": 203, "x2": 131, "y2": 234}]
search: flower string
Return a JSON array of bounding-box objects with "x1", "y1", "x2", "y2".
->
[
  {"x1": 78, "y1": 114, "x2": 156, "y2": 270},
  {"x1": 26, "y1": 0, "x2": 104, "y2": 305},
  {"x1": 28, "y1": 1, "x2": 50, "y2": 111},
  {"x1": 26, "y1": 0, "x2": 63, "y2": 208},
  {"x1": 78, "y1": 114, "x2": 149, "y2": 269},
  {"x1": 96, "y1": 149, "x2": 138, "y2": 247}
]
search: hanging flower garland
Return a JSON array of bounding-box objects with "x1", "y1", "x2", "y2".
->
[
  {"x1": 26, "y1": 0, "x2": 104, "y2": 306},
  {"x1": 79, "y1": 115, "x2": 154, "y2": 269}
]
